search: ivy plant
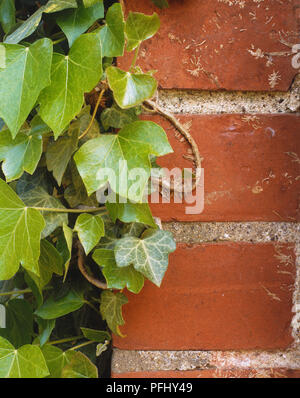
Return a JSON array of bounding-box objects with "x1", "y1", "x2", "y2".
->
[{"x1": 0, "y1": 0, "x2": 176, "y2": 378}]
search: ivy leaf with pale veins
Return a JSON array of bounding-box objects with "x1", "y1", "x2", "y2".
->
[
  {"x1": 0, "y1": 116, "x2": 51, "y2": 182},
  {"x1": 18, "y1": 184, "x2": 68, "y2": 238},
  {"x1": 99, "y1": 3, "x2": 125, "y2": 57},
  {"x1": 125, "y1": 12, "x2": 160, "y2": 52},
  {"x1": 101, "y1": 104, "x2": 140, "y2": 130},
  {"x1": 35, "y1": 289, "x2": 85, "y2": 320},
  {"x1": 74, "y1": 214, "x2": 104, "y2": 255},
  {"x1": 46, "y1": 124, "x2": 78, "y2": 186},
  {"x1": 56, "y1": 2, "x2": 104, "y2": 47},
  {"x1": 114, "y1": 229, "x2": 176, "y2": 287},
  {"x1": 0, "y1": 179, "x2": 45, "y2": 280},
  {"x1": 0, "y1": 39, "x2": 52, "y2": 138},
  {"x1": 106, "y1": 197, "x2": 156, "y2": 228},
  {"x1": 93, "y1": 248, "x2": 144, "y2": 294},
  {"x1": 107, "y1": 66, "x2": 157, "y2": 109},
  {"x1": 0, "y1": 0, "x2": 15, "y2": 33},
  {"x1": 0, "y1": 337, "x2": 49, "y2": 378},
  {"x1": 38, "y1": 33, "x2": 102, "y2": 138},
  {"x1": 100, "y1": 290, "x2": 128, "y2": 336},
  {"x1": 74, "y1": 120, "x2": 172, "y2": 202},
  {"x1": 4, "y1": 0, "x2": 78, "y2": 44}
]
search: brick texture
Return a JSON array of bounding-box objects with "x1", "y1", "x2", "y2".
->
[
  {"x1": 113, "y1": 243, "x2": 296, "y2": 350},
  {"x1": 120, "y1": 0, "x2": 299, "y2": 91},
  {"x1": 146, "y1": 114, "x2": 300, "y2": 222},
  {"x1": 112, "y1": 369, "x2": 300, "y2": 378}
]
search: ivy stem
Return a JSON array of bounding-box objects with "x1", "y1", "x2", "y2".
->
[
  {"x1": 77, "y1": 242, "x2": 108, "y2": 290},
  {"x1": 69, "y1": 340, "x2": 96, "y2": 351},
  {"x1": 29, "y1": 207, "x2": 107, "y2": 214},
  {"x1": 0, "y1": 286, "x2": 53, "y2": 297},
  {"x1": 130, "y1": 44, "x2": 141, "y2": 71},
  {"x1": 79, "y1": 88, "x2": 106, "y2": 140},
  {"x1": 52, "y1": 37, "x2": 66, "y2": 45},
  {"x1": 48, "y1": 336, "x2": 84, "y2": 346},
  {"x1": 84, "y1": 300, "x2": 100, "y2": 314}
]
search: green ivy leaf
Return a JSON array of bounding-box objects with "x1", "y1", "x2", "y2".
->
[
  {"x1": 26, "y1": 239, "x2": 63, "y2": 305},
  {"x1": 0, "y1": 39, "x2": 52, "y2": 138},
  {"x1": 58, "y1": 223, "x2": 73, "y2": 281},
  {"x1": 106, "y1": 197, "x2": 156, "y2": 228},
  {"x1": 80, "y1": 327, "x2": 110, "y2": 342},
  {"x1": 56, "y1": 2, "x2": 104, "y2": 47},
  {"x1": 0, "y1": 179, "x2": 45, "y2": 280},
  {"x1": 74, "y1": 120, "x2": 173, "y2": 202},
  {"x1": 0, "y1": 0, "x2": 15, "y2": 34},
  {"x1": 0, "y1": 116, "x2": 51, "y2": 182},
  {"x1": 100, "y1": 290, "x2": 128, "y2": 336},
  {"x1": 35, "y1": 289, "x2": 85, "y2": 320},
  {"x1": 0, "y1": 336, "x2": 49, "y2": 378},
  {"x1": 18, "y1": 185, "x2": 68, "y2": 238},
  {"x1": 125, "y1": 12, "x2": 160, "y2": 52},
  {"x1": 4, "y1": 0, "x2": 78, "y2": 44},
  {"x1": 83, "y1": 0, "x2": 101, "y2": 7},
  {"x1": 114, "y1": 229, "x2": 176, "y2": 287},
  {"x1": 61, "y1": 350, "x2": 98, "y2": 378},
  {"x1": 107, "y1": 66, "x2": 157, "y2": 109},
  {"x1": 93, "y1": 248, "x2": 144, "y2": 294},
  {"x1": 38, "y1": 33, "x2": 102, "y2": 138},
  {"x1": 41, "y1": 344, "x2": 66, "y2": 378},
  {"x1": 74, "y1": 214, "x2": 104, "y2": 255},
  {"x1": 151, "y1": 0, "x2": 169, "y2": 9},
  {"x1": 41, "y1": 345, "x2": 97, "y2": 378},
  {"x1": 99, "y1": 3, "x2": 125, "y2": 57},
  {"x1": 101, "y1": 104, "x2": 140, "y2": 130},
  {"x1": 36, "y1": 318, "x2": 56, "y2": 347},
  {"x1": 2, "y1": 299, "x2": 33, "y2": 348},
  {"x1": 46, "y1": 125, "x2": 79, "y2": 186},
  {"x1": 64, "y1": 160, "x2": 98, "y2": 208}
]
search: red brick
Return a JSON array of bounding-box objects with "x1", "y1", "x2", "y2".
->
[
  {"x1": 112, "y1": 369, "x2": 300, "y2": 378},
  {"x1": 113, "y1": 243, "x2": 295, "y2": 350},
  {"x1": 146, "y1": 114, "x2": 300, "y2": 222},
  {"x1": 120, "y1": 0, "x2": 299, "y2": 91}
]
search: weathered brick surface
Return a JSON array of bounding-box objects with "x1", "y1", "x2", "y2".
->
[
  {"x1": 112, "y1": 369, "x2": 300, "y2": 378},
  {"x1": 120, "y1": 0, "x2": 299, "y2": 91},
  {"x1": 113, "y1": 243, "x2": 296, "y2": 350},
  {"x1": 146, "y1": 114, "x2": 300, "y2": 222}
]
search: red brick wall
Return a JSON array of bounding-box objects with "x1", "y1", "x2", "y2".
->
[{"x1": 112, "y1": 0, "x2": 300, "y2": 378}]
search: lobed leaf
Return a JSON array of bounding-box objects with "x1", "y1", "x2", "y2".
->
[
  {"x1": 56, "y1": 2, "x2": 104, "y2": 47},
  {"x1": 100, "y1": 290, "x2": 128, "y2": 336},
  {"x1": 74, "y1": 213, "x2": 104, "y2": 255},
  {"x1": 0, "y1": 39, "x2": 52, "y2": 138},
  {"x1": 125, "y1": 12, "x2": 160, "y2": 52},
  {"x1": 106, "y1": 66, "x2": 157, "y2": 109},
  {"x1": 99, "y1": 3, "x2": 125, "y2": 57},
  {"x1": 74, "y1": 120, "x2": 173, "y2": 202},
  {"x1": 0, "y1": 116, "x2": 50, "y2": 182},
  {"x1": 114, "y1": 229, "x2": 176, "y2": 287},
  {"x1": 0, "y1": 336, "x2": 49, "y2": 378},
  {"x1": 0, "y1": 179, "x2": 45, "y2": 280},
  {"x1": 93, "y1": 248, "x2": 144, "y2": 294},
  {"x1": 38, "y1": 33, "x2": 102, "y2": 138}
]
